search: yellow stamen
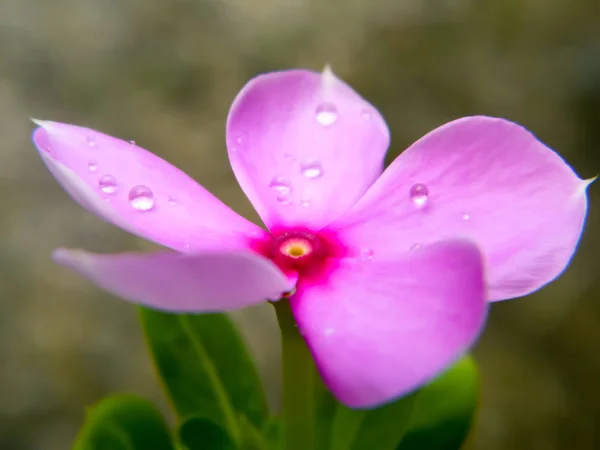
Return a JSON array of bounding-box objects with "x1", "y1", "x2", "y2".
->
[{"x1": 280, "y1": 239, "x2": 312, "y2": 259}]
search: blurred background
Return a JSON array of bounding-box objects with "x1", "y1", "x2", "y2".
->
[{"x1": 0, "y1": 0, "x2": 599, "y2": 448}]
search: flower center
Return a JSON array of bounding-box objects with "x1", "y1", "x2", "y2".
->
[
  {"x1": 272, "y1": 231, "x2": 319, "y2": 269},
  {"x1": 251, "y1": 228, "x2": 347, "y2": 287},
  {"x1": 279, "y1": 237, "x2": 313, "y2": 259}
]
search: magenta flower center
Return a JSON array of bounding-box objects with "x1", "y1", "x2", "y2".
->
[{"x1": 253, "y1": 228, "x2": 346, "y2": 286}]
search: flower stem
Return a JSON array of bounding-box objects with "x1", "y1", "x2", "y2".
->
[{"x1": 273, "y1": 300, "x2": 315, "y2": 450}]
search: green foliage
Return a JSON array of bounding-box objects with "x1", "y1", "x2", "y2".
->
[
  {"x1": 178, "y1": 417, "x2": 238, "y2": 450},
  {"x1": 138, "y1": 307, "x2": 269, "y2": 442},
  {"x1": 398, "y1": 357, "x2": 479, "y2": 450},
  {"x1": 177, "y1": 415, "x2": 272, "y2": 450},
  {"x1": 313, "y1": 377, "x2": 338, "y2": 450},
  {"x1": 321, "y1": 356, "x2": 479, "y2": 450},
  {"x1": 73, "y1": 309, "x2": 479, "y2": 450},
  {"x1": 261, "y1": 419, "x2": 284, "y2": 450},
  {"x1": 73, "y1": 395, "x2": 174, "y2": 450}
]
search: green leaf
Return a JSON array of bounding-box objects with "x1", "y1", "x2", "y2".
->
[
  {"x1": 179, "y1": 417, "x2": 237, "y2": 450},
  {"x1": 261, "y1": 419, "x2": 283, "y2": 450},
  {"x1": 350, "y1": 392, "x2": 419, "y2": 450},
  {"x1": 397, "y1": 356, "x2": 479, "y2": 450},
  {"x1": 73, "y1": 394, "x2": 174, "y2": 450},
  {"x1": 326, "y1": 392, "x2": 418, "y2": 450},
  {"x1": 138, "y1": 308, "x2": 269, "y2": 437},
  {"x1": 329, "y1": 405, "x2": 365, "y2": 450},
  {"x1": 313, "y1": 375, "x2": 338, "y2": 450},
  {"x1": 323, "y1": 356, "x2": 479, "y2": 450},
  {"x1": 239, "y1": 415, "x2": 267, "y2": 450}
]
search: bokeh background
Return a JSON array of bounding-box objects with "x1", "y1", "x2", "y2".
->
[{"x1": 1, "y1": 0, "x2": 599, "y2": 449}]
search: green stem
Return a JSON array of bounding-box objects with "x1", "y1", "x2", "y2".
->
[{"x1": 273, "y1": 301, "x2": 315, "y2": 450}]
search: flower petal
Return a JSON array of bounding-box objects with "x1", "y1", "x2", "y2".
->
[
  {"x1": 53, "y1": 248, "x2": 294, "y2": 312},
  {"x1": 291, "y1": 240, "x2": 486, "y2": 408},
  {"x1": 226, "y1": 68, "x2": 390, "y2": 230},
  {"x1": 32, "y1": 120, "x2": 265, "y2": 252},
  {"x1": 332, "y1": 117, "x2": 591, "y2": 301}
]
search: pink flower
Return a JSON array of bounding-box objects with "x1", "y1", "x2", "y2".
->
[{"x1": 32, "y1": 69, "x2": 591, "y2": 408}]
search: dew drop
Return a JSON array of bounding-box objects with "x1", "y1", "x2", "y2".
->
[
  {"x1": 409, "y1": 183, "x2": 429, "y2": 208},
  {"x1": 301, "y1": 161, "x2": 323, "y2": 179},
  {"x1": 86, "y1": 136, "x2": 96, "y2": 147},
  {"x1": 276, "y1": 194, "x2": 292, "y2": 206},
  {"x1": 168, "y1": 196, "x2": 178, "y2": 205},
  {"x1": 361, "y1": 109, "x2": 372, "y2": 120},
  {"x1": 360, "y1": 247, "x2": 374, "y2": 261},
  {"x1": 88, "y1": 160, "x2": 98, "y2": 172},
  {"x1": 315, "y1": 102, "x2": 338, "y2": 126},
  {"x1": 270, "y1": 177, "x2": 294, "y2": 205},
  {"x1": 128, "y1": 185, "x2": 155, "y2": 211},
  {"x1": 409, "y1": 243, "x2": 422, "y2": 251},
  {"x1": 300, "y1": 198, "x2": 312, "y2": 207},
  {"x1": 269, "y1": 176, "x2": 292, "y2": 194},
  {"x1": 324, "y1": 327, "x2": 334, "y2": 336},
  {"x1": 462, "y1": 213, "x2": 471, "y2": 221},
  {"x1": 235, "y1": 135, "x2": 243, "y2": 145},
  {"x1": 129, "y1": 140, "x2": 136, "y2": 145},
  {"x1": 98, "y1": 175, "x2": 118, "y2": 194}
]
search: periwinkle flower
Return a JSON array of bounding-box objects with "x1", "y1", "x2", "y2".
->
[{"x1": 31, "y1": 68, "x2": 591, "y2": 408}]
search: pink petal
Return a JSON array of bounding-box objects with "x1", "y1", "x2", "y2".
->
[
  {"x1": 53, "y1": 248, "x2": 294, "y2": 312},
  {"x1": 332, "y1": 117, "x2": 591, "y2": 301},
  {"x1": 226, "y1": 68, "x2": 390, "y2": 230},
  {"x1": 291, "y1": 240, "x2": 486, "y2": 408},
  {"x1": 32, "y1": 120, "x2": 266, "y2": 252}
]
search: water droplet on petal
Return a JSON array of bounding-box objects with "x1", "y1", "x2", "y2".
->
[
  {"x1": 324, "y1": 327, "x2": 334, "y2": 336},
  {"x1": 128, "y1": 185, "x2": 155, "y2": 211},
  {"x1": 360, "y1": 248, "x2": 374, "y2": 261},
  {"x1": 300, "y1": 197, "x2": 312, "y2": 207},
  {"x1": 409, "y1": 183, "x2": 429, "y2": 208},
  {"x1": 276, "y1": 194, "x2": 292, "y2": 206},
  {"x1": 168, "y1": 196, "x2": 178, "y2": 205},
  {"x1": 129, "y1": 140, "x2": 136, "y2": 145},
  {"x1": 315, "y1": 102, "x2": 338, "y2": 126},
  {"x1": 86, "y1": 136, "x2": 96, "y2": 147},
  {"x1": 361, "y1": 109, "x2": 372, "y2": 120},
  {"x1": 269, "y1": 176, "x2": 292, "y2": 194},
  {"x1": 301, "y1": 161, "x2": 323, "y2": 179},
  {"x1": 98, "y1": 175, "x2": 118, "y2": 194},
  {"x1": 236, "y1": 135, "x2": 243, "y2": 145},
  {"x1": 462, "y1": 213, "x2": 471, "y2": 221},
  {"x1": 284, "y1": 152, "x2": 295, "y2": 161},
  {"x1": 410, "y1": 243, "x2": 422, "y2": 251},
  {"x1": 88, "y1": 160, "x2": 98, "y2": 172}
]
